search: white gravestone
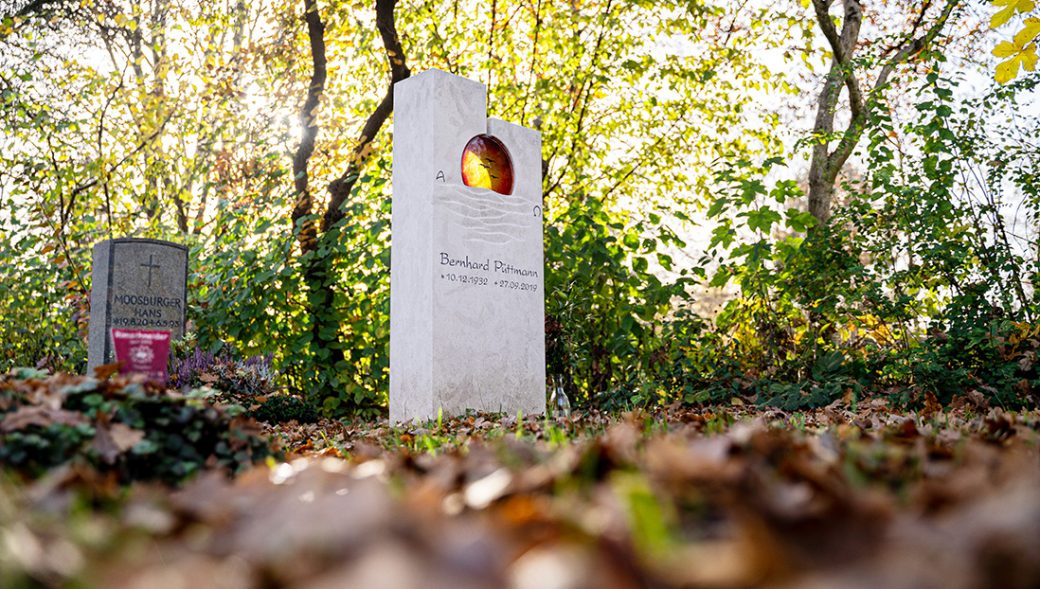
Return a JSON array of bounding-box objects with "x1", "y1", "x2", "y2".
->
[{"x1": 390, "y1": 69, "x2": 545, "y2": 422}]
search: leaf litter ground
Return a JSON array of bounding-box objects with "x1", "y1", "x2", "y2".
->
[{"x1": 3, "y1": 385, "x2": 1040, "y2": 589}]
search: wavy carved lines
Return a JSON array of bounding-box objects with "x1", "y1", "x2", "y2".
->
[{"x1": 435, "y1": 185, "x2": 534, "y2": 245}]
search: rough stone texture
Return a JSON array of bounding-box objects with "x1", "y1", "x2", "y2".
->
[
  {"x1": 390, "y1": 69, "x2": 545, "y2": 423},
  {"x1": 86, "y1": 238, "x2": 188, "y2": 372}
]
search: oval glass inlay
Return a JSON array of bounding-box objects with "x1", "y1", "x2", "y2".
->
[{"x1": 461, "y1": 134, "x2": 514, "y2": 195}]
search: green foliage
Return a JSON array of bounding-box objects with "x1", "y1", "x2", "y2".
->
[
  {"x1": 0, "y1": 220, "x2": 88, "y2": 373},
  {"x1": 545, "y1": 191, "x2": 695, "y2": 402},
  {"x1": 0, "y1": 0, "x2": 1034, "y2": 416},
  {"x1": 756, "y1": 351, "x2": 861, "y2": 410},
  {"x1": 2, "y1": 0, "x2": 797, "y2": 414},
  {"x1": 694, "y1": 63, "x2": 1039, "y2": 409},
  {"x1": 250, "y1": 394, "x2": 320, "y2": 424}
]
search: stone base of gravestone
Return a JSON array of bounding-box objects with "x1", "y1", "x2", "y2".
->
[
  {"x1": 390, "y1": 69, "x2": 545, "y2": 423},
  {"x1": 86, "y1": 238, "x2": 188, "y2": 372}
]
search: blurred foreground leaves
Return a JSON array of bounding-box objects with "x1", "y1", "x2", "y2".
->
[{"x1": 2, "y1": 385, "x2": 1040, "y2": 588}]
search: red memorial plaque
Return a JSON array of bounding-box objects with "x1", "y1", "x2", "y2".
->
[{"x1": 111, "y1": 329, "x2": 171, "y2": 384}]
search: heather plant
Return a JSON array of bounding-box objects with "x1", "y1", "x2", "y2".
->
[
  {"x1": 171, "y1": 346, "x2": 318, "y2": 423},
  {"x1": 170, "y1": 347, "x2": 276, "y2": 395}
]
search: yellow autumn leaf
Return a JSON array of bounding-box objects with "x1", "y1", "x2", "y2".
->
[
  {"x1": 991, "y1": 0, "x2": 1036, "y2": 29},
  {"x1": 994, "y1": 40, "x2": 1019, "y2": 57},
  {"x1": 995, "y1": 59, "x2": 1017, "y2": 83},
  {"x1": 1023, "y1": 43, "x2": 1039, "y2": 70},
  {"x1": 997, "y1": 0, "x2": 1036, "y2": 10},
  {"x1": 1015, "y1": 17, "x2": 1040, "y2": 45},
  {"x1": 992, "y1": 6, "x2": 1015, "y2": 29},
  {"x1": 995, "y1": 44, "x2": 1038, "y2": 83}
]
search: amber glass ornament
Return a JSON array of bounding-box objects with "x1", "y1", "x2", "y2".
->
[{"x1": 460, "y1": 134, "x2": 514, "y2": 195}]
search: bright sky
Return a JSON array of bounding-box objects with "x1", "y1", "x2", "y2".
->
[{"x1": 1, "y1": 0, "x2": 1035, "y2": 275}]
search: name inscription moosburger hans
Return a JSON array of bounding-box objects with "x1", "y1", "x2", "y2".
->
[
  {"x1": 110, "y1": 294, "x2": 184, "y2": 329},
  {"x1": 112, "y1": 295, "x2": 183, "y2": 308}
]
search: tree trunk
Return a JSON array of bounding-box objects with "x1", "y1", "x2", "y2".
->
[
  {"x1": 290, "y1": 0, "x2": 326, "y2": 253},
  {"x1": 806, "y1": 0, "x2": 960, "y2": 225},
  {"x1": 291, "y1": 0, "x2": 410, "y2": 406},
  {"x1": 808, "y1": 176, "x2": 836, "y2": 225}
]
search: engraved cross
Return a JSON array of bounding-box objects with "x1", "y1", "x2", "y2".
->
[{"x1": 140, "y1": 254, "x2": 161, "y2": 288}]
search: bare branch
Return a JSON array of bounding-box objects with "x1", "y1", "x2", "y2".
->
[
  {"x1": 65, "y1": 110, "x2": 172, "y2": 213},
  {"x1": 543, "y1": 0, "x2": 614, "y2": 199},
  {"x1": 812, "y1": 0, "x2": 848, "y2": 63},
  {"x1": 5, "y1": 0, "x2": 64, "y2": 19},
  {"x1": 827, "y1": 0, "x2": 960, "y2": 177},
  {"x1": 880, "y1": 0, "x2": 934, "y2": 58},
  {"x1": 870, "y1": 0, "x2": 958, "y2": 97},
  {"x1": 812, "y1": 0, "x2": 865, "y2": 119}
]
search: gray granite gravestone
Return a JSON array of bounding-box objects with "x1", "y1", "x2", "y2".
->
[
  {"x1": 390, "y1": 69, "x2": 545, "y2": 423},
  {"x1": 86, "y1": 238, "x2": 188, "y2": 372}
]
